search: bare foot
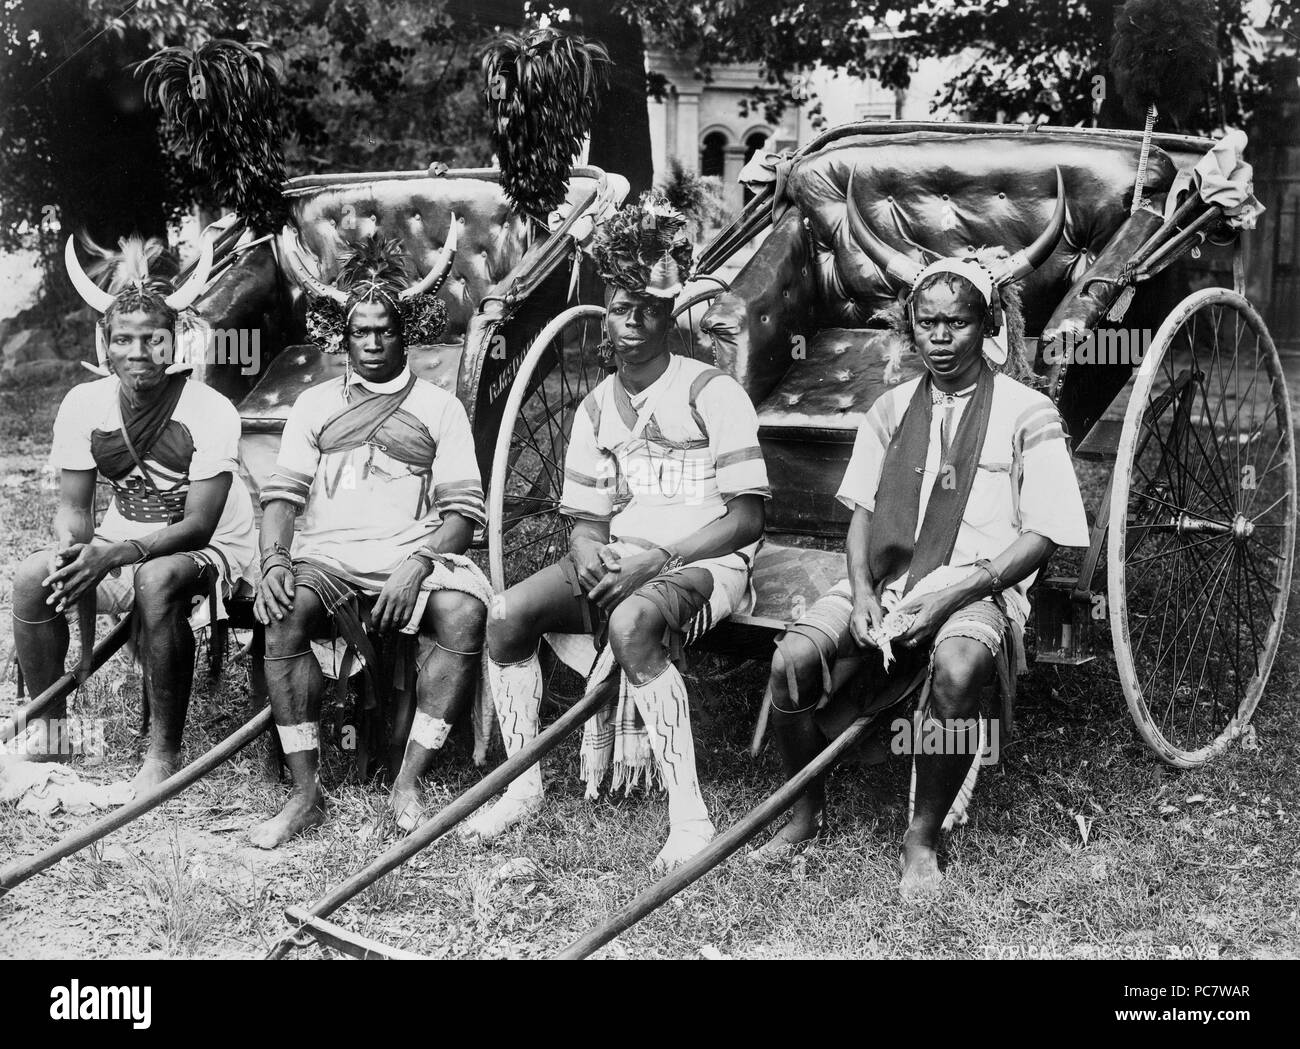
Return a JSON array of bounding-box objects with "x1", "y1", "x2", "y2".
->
[
  {"x1": 129, "y1": 754, "x2": 179, "y2": 796},
  {"x1": 389, "y1": 781, "x2": 424, "y2": 834},
  {"x1": 249, "y1": 789, "x2": 325, "y2": 849},
  {"x1": 747, "y1": 811, "x2": 822, "y2": 866},
  {"x1": 652, "y1": 818, "x2": 716, "y2": 874},
  {"x1": 459, "y1": 794, "x2": 542, "y2": 842},
  {"x1": 899, "y1": 831, "x2": 943, "y2": 901}
]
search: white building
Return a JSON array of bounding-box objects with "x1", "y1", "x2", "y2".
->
[{"x1": 646, "y1": 48, "x2": 969, "y2": 215}]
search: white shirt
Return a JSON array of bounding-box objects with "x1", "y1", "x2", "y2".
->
[
  {"x1": 49, "y1": 376, "x2": 257, "y2": 581},
  {"x1": 836, "y1": 372, "x2": 1091, "y2": 622}
]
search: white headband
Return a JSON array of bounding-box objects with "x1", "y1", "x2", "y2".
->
[{"x1": 910, "y1": 257, "x2": 1007, "y2": 365}]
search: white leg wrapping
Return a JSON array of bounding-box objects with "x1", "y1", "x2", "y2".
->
[
  {"x1": 489, "y1": 654, "x2": 544, "y2": 801},
  {"x1": 276, "y1": 722, "x2": 319, "y2": 755},
  {"x1": 460, "y1": 654, "x2": 544, "y2": 842},
  {"x1": 628, "y1": 663, "x2": 714, "y2": 870},
  {"x1": 408, "y1": 711, "x2": 452, "y2": 751}
]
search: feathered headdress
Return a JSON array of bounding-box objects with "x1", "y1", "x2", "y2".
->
[
  {"x1": 482, "y1": 28, "x2": 610, "y2": 219},
  {"x1": 284, "y1": 226, "x2": 459, "y2": 354},
  {"x1": 138, "y1": 39, "x2": 289, "y2": 235},
  {"x1": 65, "y1": 232, "x2": 214, "y2": 378},
  {"x1": 589, "y1": 191, "x2": 693, "y2": 300}
]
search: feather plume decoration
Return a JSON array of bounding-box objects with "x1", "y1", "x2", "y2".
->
[
  {"x1": 1110, "y1": 0, "x2": 1219, "y2": 124},
  {"x1": 482, "y1": 28, "x2": 610, "y2": 219},
  {"x1": 137, "y1": 39, "x2": 289, "y2": 234},
  {"x1": 589, "y1": 191, "x2": 693, "y2": 295},
  {"x1": 336, "y1": 235, "x2": 412, "y2": 292},
  {"x1": 305, "y1": 234, "x2": 448, "y2": 353},
  {"x1": 79, "y1": 233, "x2": 176, "y2": 295}
]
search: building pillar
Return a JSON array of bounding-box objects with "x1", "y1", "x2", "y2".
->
[{"x1": 676, "y1": 92, "x2": 700, "y2": 172}]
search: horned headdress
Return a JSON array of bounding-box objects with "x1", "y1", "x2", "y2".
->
[
  {"x1": 846, "y1": 167, "x2": 1068, "y2": 379},
  {"x1": 64, "y1": 232, "x2": 215, "y2": 378},
  {"x1": 283, "y1": 225, "x2": 459, "y2": 355},
  {"x1": 589, "y1": 191, "x2": 693, "y2": 301}
]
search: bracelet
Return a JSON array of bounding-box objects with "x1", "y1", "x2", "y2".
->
[
  {"x1": 408, "y1": 551, "x2": 435, "y2": 573},
  {"x1": 261, "y1": 553, "x2": 293, "y2": 575},
  {"x1": 974, "y1": 558, "x2": 1003, "y2": 595},
  {"x1": 126, "y1": 539, "x2": 150, "y2": 565},
  {"x1": 655, "y1": 546, "x2": 684, "y2": 573}
]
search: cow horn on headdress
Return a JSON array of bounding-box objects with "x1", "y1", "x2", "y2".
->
[
  {"x1": 845, "y1": 166, "x2": 1067, "y2": 292},
  {"x1": 294, "y1": 218, "x2": 459, "y2": 354},
  {"x1": 64, "y1": 232, "x2": 216, "y2": 378}
]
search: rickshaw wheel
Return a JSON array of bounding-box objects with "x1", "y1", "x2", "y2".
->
[
  {"x1": 1108, "y1": 288, "x2": 1296, "y2": 767},
  {"x1": 487, "y1": 304, "x2": 608, "y2": 594}
]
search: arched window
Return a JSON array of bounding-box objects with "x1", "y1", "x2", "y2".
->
[
  {"x1": 744, "y1": 131, "x2": 768, "y2": 165},
  {"x1": 700, "y1": 131, "x2": 727, "y2": 178}
]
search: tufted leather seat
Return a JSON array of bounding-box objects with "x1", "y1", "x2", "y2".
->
[
  {"x1": 701, "y1": 126, "x2": 1209, "y2": 535},
  {"x1": 230, "y1": 169, "x2": 606, "y2": 507},
  {"x1": 283, "y1": 173, "x2": 534, "y2": 343}
]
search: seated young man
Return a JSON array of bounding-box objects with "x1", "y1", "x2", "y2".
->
[
  {"x1": 751, "y1": 210, "x2": 1090, "y2": 899},
  {"x1": 465, "y1": 194, "x2": 769, "y2": 871},
  {"x1": 249, "y1": 232, "x2": 489, "y2": 847},
  {"x1": 9, "y1": 235, "x2": 256, "y2": 793}
]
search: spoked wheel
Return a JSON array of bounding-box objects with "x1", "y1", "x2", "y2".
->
[
  {"x1": 488, "y1": 304, "x2": 608, "y2": 593},
  {"x1": 671, "y1": 287, "x2": 722, "y2": 361},
  {"x1": 1109, "y1": 288, "x2": 1296, "y2": 766}
]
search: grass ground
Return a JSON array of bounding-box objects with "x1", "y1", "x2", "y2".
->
[{"x1": 0, "y1": 373, "x2": 1296, "y2": 960}]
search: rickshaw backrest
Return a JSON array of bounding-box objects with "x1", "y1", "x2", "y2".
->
[
  {"x1": 283, "y1": 172, "x2": 601, "y2": 342},
  {"x1": 785, "y1": 131, "x2": 1178, "y2": 334}
]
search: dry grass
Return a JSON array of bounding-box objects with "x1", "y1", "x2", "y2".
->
[{"x1": 0, "y1": 373, "x2": 1297, "y2": 960}]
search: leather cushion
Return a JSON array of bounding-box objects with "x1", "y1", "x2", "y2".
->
[
  {"x1": 784, "y1": 131, "x2": 1178, "y2": 335},
  {"x1": 285, "y1": 174, "x2": 599, "y2": 340},
  {"x1": 756, "y1": 328, "x2": 926, "y2": 441}
]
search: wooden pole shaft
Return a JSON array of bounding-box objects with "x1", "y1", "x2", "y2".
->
[
  {"x1": 1, "y1": 616, "x2": 134, "y2": 745},
  {"x1": 0, "y1": 707, "x2": 272, "y2": 896},
  {"x1": 555, "y1": 713, "x2": 875, "y2": 960},
  {"x1": 265, "y1": 681, "x2": 613, "y2": 960}
]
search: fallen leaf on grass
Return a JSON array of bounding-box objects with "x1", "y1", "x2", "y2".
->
[
  {"x1": 492, "y1": 857, "x2": 542, "y2": 884},
  {"x1": 698, "y1": 945, "x2": 729, "y2": 960},
  {"x1": 1074, "y1": 814, "x2": 1093, "y2": 846},
  {"x1": 1186, "y1": 794, "x2": 1207, "y2": 805}
]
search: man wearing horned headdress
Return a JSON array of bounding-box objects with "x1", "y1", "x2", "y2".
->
[
  {"x1": 8, "y1": 235, "x2": 257, "y2": 793},
  {"x1": 464, "y1": 193, "x2": 770, "y2": 872},
  {"x1": 249, "y1": 226, "x2": 489, "y2": 847},
  {"x1": 749, "y1": 173, "x2": 1091, "y2": 899}
]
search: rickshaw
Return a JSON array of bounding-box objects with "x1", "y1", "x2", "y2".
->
[
  {"x1": 479, "y1": 120, "x2": 1297, "y2": 956},
  {"x1": 262, "y1": 119, "x2": 1293, "y2": 959}
]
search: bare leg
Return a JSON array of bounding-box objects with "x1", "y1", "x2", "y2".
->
[
  {"x1": 749, "y1": 633, "x2": 828, "y2": 863},
  {"x1": 248, "y1": 588, "x2": 331, "y2": 849},
  {"x1": 129, "y1": 556, "x2": 207, "y2": 794},
  {"x1": 9, "y1": 551, "x2": 72, "y2": 761},
  {"x1": 390, "y1": 590, "x2": 487, "y2": 831},
  {"x1": 900, "y1": 637, "x2": 993, "y2": 901},
  {"x1": 463, "y1": 562, "x2": 589, "y2": 841}
]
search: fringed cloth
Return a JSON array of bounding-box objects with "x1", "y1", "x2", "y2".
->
[
  {"x1": 290, "y1": 554, "x2": 496, "y2": 766},
  {"x1": 576, "y1": 559, "x2": 718, "y2": 795}
]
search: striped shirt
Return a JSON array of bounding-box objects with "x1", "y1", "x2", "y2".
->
[
  {"x1": 836, "y1": 371, "x2": 1090, "y2": 623},
  {"x1": 266, "y1": 367, "x2": 485, "y2": 591},
  {"x1": 49, "y1": 376, "x2": 257, "y2": 583},
  {"x1": 560, "y1": 355, "x2": 770, "y2": 553}
]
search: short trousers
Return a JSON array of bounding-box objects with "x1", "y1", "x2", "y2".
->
[
  {"x1": 92, "y1": 538, "x2": 237, "y2": 628},
  {"x1": 551, "y1": 542, "x2": 748, "y2": 668},
  {"x1": 773, "y1": 578, "x2": 1011, "y2": 719}
]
